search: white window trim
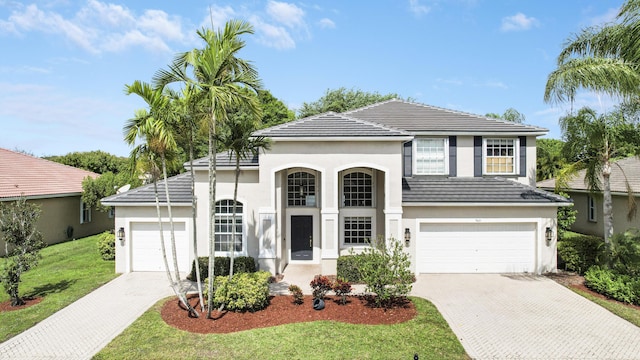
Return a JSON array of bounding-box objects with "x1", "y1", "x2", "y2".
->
[
  {"x1": 483, "y1": 137, "x2": 519, "y2": 175},
  {"x1": 413, "y1": 137, "x2": 449, "y2": 175},
  {"x1": 340, "y1": 168, "x2": 376, "y2": 208},
  {"x1": 340, "y1": 208, "x2": 376, "y2": 247},
  {"x1": 214, "y1": 199, "x2": 247, "y2": 256},
  {"x1": 588, "y1": 195, "x2": 597, "y2": 222},
  {"x1": 80, "y1": 201, "x2": 91, "y2": 224}
]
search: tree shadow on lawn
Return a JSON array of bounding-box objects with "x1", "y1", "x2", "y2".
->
[{"x1": 26, "y1": 279, "x2": 77, "y2": 298}]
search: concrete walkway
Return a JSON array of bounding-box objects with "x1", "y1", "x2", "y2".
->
[
  {"x1": 414, "y1": 274, "x2": 640, "y2": 359},
  {"x1": 0, "y1": 272, "x2": 188, "y2": 360}
]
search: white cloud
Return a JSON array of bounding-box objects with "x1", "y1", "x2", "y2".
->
[
  {"x1": 484, "y1": 81, "x2": 508, "y2": 89},
  {"x1": 409, "y1": 0, "x2": 430, "y2": 16},
  {"x1": 0, "y1": 1, "x2": 189, "y2": 54},
  {"x1": 266, "y1": 1, "x2": 306, "y2": 28},
  {"x1": 501, "y1": 12, "x2": 539, "y2": 32},
  {"x1": 318, "y1": 18, "x2": 335, "y2": 29},
  {"x1": 250, "y1": 15, "x2": 296, "y2": 50},
  {"x1": 202, "y1": 5, "x2": 236, "y2": 30}
]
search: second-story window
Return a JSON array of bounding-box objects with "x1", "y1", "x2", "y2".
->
[
  {"x1": 414, "y1": 138, "x2": 448, "y2": 175},
  {"x1": 287, "y1": 171, "x2": 316, "y2": 207},
  {"x1": 484, "y1": 138, "x2": 518, "y2": 175},
  {"x1": 342, "y1": 171, "x2": 373, "y2": 207}
]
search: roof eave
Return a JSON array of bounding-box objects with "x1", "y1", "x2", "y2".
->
[
  {"x1": 101, "y1": 201, "x2": 192, "y2": 207},
  {"x1": 266, "y1": 136, "x2": 414, "y2": 142},
  {"x1": 402, "y1": 201, "x2": 572, "y2": 207},
  {"x1": 411, "y1": 131, "x2": 548, "y2": 136}
]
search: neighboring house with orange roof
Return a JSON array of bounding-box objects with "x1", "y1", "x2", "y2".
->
[
  {"x1": 538, "y1": 157, "x2": 640, "y2": 238},
  {"x1": 0, "y1": 148, "x2": 113, "y2": 256}
]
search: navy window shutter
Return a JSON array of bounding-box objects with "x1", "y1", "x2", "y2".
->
[
  {"x1": 403, "y1": 141, "x2": 412, "y2": 177},
  {"x1": 449, "y1": 136, "x2": 457, "y2": 177},
  {"x1": 519, "y1": 136, "x2": 527, "y2": 177},
  {"x1": 474, "y1": 136, "x2": 482, "y2": 177}
]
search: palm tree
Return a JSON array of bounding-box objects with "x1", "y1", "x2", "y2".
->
[
  {"x1": 124, "y1": 81, "x2": 199, "y2": 317},
  {"x1": 154, "y1": 20, "x2": 262, "y2": 318},
  {"x1": 217, "y1": 101, "x2": 270, "y2": 278},
  {"x1": 556, "y1": 107, "x2": 640, "y2": 243},
  {"x1": 544, "y1": 0, "x2": 640, "y2": 104},
  {"x1": 166, "y1": 84, "x2": 207, "y2": 311}
]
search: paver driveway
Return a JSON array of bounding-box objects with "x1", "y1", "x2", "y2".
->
[{"x1": 412, "y1": 274, "x2": 640, "y2": 359}]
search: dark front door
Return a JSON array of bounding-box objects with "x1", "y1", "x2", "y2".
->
[{"x1": 291, "y1": 215, "x2": 313, "y2": 260}]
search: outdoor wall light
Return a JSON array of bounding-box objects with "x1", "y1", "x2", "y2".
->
[
  {"x1": 545, "y1": 227, "x2": 553, "y2": 244},
  {"x1": 117, "y1": 227, "x2": 125, "y2": 244},
  {"x1": 404, "y1": 228, "x2": 411, "y2": 247}
]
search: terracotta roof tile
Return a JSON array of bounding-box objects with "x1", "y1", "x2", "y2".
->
[{"x1": 0, "y1": 148, "x2": 98, "y2": 199}]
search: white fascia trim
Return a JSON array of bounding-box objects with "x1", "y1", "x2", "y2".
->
[
  {"x1": 268, "y1": 136, "x2": 414, "y2": 142},
  {"x1": 189, "y1": 165, "x2": 258, "y2": 171},
  {"x1": 402, "y1": 202, "x2": 571, "y2": 207},
  {"x1": 0, "y1": 192, "x2": 82, "y2": 201},
  {"x1": 412, "y1": 131, "x2": 547, "y2": 137},
  {"x1": 100, "y1": 202, "x2": 192, "y2": 207}
]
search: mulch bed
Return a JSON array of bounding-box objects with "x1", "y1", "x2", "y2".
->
[
  {"x1": 161, "y1": 294, "x2": 417, "y2": 334},
  {"x1": 0, "y1": 297, "x2": 43, "y2": 312}
]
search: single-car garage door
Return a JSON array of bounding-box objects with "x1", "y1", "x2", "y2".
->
[
  {"x1": 417, "y1": 222, "x2": 536, "y2": 273},
  {"x1": 131, "y1": 222, "x2": 189, "y2": 272}
]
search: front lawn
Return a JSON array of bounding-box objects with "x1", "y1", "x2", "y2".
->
[
  {"x1": 0, "y1": 234, "x2": 118, "y2": 342},
  {"x1": 95, "y1": 296, "x2": 468, "y2": 360}
]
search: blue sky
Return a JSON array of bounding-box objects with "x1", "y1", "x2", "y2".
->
[{"x1": 0, "y1": 0, "x2": 623, "y2": 157}]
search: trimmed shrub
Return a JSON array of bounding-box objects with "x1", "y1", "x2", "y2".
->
[
  {"x1": 332, "y1": 278, "x2": 352, "y2": 305},
  {"x1": 204, "y1": 271, "x2": 271, "y2": 312},
  {"x1": 337, "y1": 254, "x2": 364, "y2": 283},
  {"x1": 288, "y1": 284, "x2": 304, "y2": 305},
  {"x1": 557, "y1": 234, "x2": 604, "y2": 274},
  {"x1": 310, "y1": 275, "x2": 332, "y2": 299},
  {"x1": 188, "y1": 256, "x2": 256, "y2": 281},
  {"x1": 584, "y1": 266, "x2": 639, "y2": 305},
  {"x1": 352, "y1": 236, "x2": 413, "y2": 308},
  {"x1": 97, "y1": 231, "x2": 115, "y2": 261}
]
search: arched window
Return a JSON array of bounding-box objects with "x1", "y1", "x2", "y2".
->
[
  {"x1": 287, "y1": 171, "x2": 316, "y2": 207},
  {"x1": 342, "y1": 171, "x2": 373, "y2": 207},
  {"x1": 214, "y1": 199, "x2": 243, "y2": 252}
]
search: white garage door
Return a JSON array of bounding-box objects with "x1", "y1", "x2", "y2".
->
[
  {"x1": 131, "y1": 222, "x2": 189, "y2": 272},
  {"x1": 417, "y1": 222, "x2": 536, "y2": 273}
]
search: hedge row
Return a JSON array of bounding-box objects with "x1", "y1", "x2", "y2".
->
[{"x1": 187, "y1": 256, "x2": 256, "y2": 281}]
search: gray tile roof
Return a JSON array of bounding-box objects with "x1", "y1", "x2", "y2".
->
[
  {"x1": 101, "y1": 172, "x2": 193, "y2": 205},
  {"x1": 403, "y1": 177, "x2": 571, "y2": 204},
  {"x1": 189, "y1": 151, "x2": 259, "y2": 168},
  {"x1": 346, "y1": 99, "x2": 547, "y2": 134},
  {"x1": 537, "y1": 157, "x2": 640, "y2": 194},
  {"x1": 253, "y1": 112, "x2": 411, "y2": 138}
]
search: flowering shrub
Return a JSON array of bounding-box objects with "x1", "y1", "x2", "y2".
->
[{"x1": 310, "y1": 275, "x2": 332, "y2": 299}]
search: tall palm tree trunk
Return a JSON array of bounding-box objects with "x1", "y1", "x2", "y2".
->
[
  {"x1": 207, "y1": 115, "x2": 217, "y2": 318},
  {"x1": 153, "y1": 179, "x2": 174, "y2": 286},
  {"x1": 189, "y1": 130, "x2": 204, "y2": 311},
  {"x1": 229, "y1": 155, "x2": 240, "y2": 279},
  {"x1": 603, "y1": 162, "x2": 614, "y2": 244},
  {"x1": 161, "y1": 156, "x2": 181, "y2": 282}
]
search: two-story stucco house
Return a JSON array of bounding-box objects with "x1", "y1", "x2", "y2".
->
[{"x1": 102, "y1": 100, "x2": 570, "y2": 275}]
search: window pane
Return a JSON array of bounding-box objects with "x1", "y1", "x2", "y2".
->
[
  {"x1": 214, "y1": 200, "x2": 243, "y2": 252},
  {"x1": 416, "y1": 138, "x2": 446, "y2": 175},
  {"x1": 342, "y1": 172, "x2": 372, "y2": 207},
  {"x1": 287, "y1": 172, "x2": 316, "y2": 207},
  {"x1": 485, "y1": 139, "x2": 516, "y2": 174},
  {"x1": 344, "y1": 217, "x2": 372, "y2": 244}
]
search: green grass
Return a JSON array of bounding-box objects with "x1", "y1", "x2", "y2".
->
[
  {"x1": 571, "y1": 288, "x2": 640, "y2": 327},
  {"x1": 0, "y1": 234, "x2": 119, "y2": 342},
  {"x1": 95, "y1": 296, "x2": 468, "y2": 360}
]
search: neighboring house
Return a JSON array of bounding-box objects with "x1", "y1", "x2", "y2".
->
[
  {"x1": 0, "y1": 148, "x2": 113, "y2": 256},
  {"x1": 538, "y1": 157, "x2": 640, "y2": 238},
  {"x1": 102, "y1": 99, "x2": 570, "y2": 275}
]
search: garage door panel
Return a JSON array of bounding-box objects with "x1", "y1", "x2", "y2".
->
[
  {"x1": 417, "y1": 222, "x2": 535, "y2": 273},
  {"x1": 131, "y1": 222, "x2": 189, "y2": 272}
]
